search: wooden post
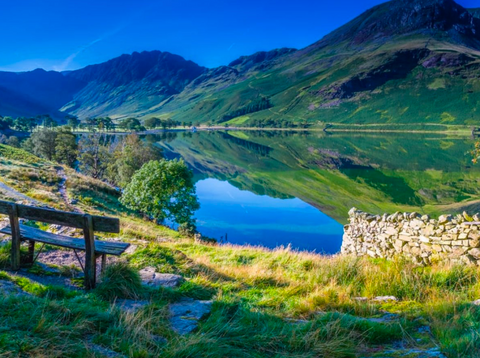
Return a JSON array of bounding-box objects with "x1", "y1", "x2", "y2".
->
[
  {"x1": 27, "y1": 241, "x2": 35, "y2": 264},
  {"x1": 8, "y1": 204, "x2": 21, "y2": 270},
  {"x1": 83, "y1": 214, "x2": 96, "y2": 290},
  {"x1": 101, "y1": 254, "x2": 106, "y2": 275}
]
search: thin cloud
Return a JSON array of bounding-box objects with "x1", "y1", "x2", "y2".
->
[
  {"x1": 53, "y1": 26, "x2": 125, "y2": 71},
  {"x1": 53, "y1": 3, "x2": 154, "y2": 72}
]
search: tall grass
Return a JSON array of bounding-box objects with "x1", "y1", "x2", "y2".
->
[{"x1": 95, "y1": 261, "x2": 144, "y2": 301}]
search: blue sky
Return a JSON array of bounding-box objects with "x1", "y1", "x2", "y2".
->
[{"x1": 0, "y1": 0, "x2": 478, "y2": 72}]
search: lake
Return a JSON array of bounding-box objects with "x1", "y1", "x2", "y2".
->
[{"x1": 149, "y1": 130, "x2": 480, "y2": 253}]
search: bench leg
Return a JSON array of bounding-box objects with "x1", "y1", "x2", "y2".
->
[
  {"x1": 27, "y1": 240, "x2": 35, "y2": 265},
  {"x1": 83, "y1": 215, "x2": 96, "y2": 290},
  {"x1": 101, "y1": 254, "x2": 106, "y2": 275},
  {"x1": 8, "y1": 204, "x2": 21, "y2": 271}
]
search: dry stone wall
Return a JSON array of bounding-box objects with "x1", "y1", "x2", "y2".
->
[{"x1": 341, "y1": 208, "x2": 480, "y2": 265}]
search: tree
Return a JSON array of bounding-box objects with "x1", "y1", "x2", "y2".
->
[
  {"x1": 55, "y1": 127, "x2": 78, "y2": 167},
  {"x1": 13, "y1": 117, "x2": 37, "y2": 132},
  {"x1": 30, "y1": 128, "x2": 57, "y2": 160},
  {"x1": 144, "y1": 117, "x2": 161, "y2": 129},
  {"x1": 6, "y1": 136, "x2": 20, "y2": 148},
  {"x1": 78, "y1": 134, "x2": 112, "y2": 179},
  {"x1": 65, "y1": 115, "x2": 80, "y2": 130},
  {"x1": 121, "y1": 159, "x2": 200, "y2": 226},
  {"x1": 0, "y1": 116, "x2": 12, "y2": 131},
  {"x1": 37, "y1": 114, "x2": 57, "y2": 128},
  {"x1": 106, "y1": 134, "x2": 162, "y2": 187},
  {"x1": 118, "y1": 118, "x2": 144, "y2": 132}
]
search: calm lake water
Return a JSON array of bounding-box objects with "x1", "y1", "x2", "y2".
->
[
  {"x1": 150, "y1": 130, "x2": 480, "y2": 253},
  {"x1": 194, "y1": 178, "x2": 343, "y2": 253}
]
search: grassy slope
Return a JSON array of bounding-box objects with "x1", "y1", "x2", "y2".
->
[
  {"x1": 1, "y1": 145, "x2": 480, "y2": 356},
  {"x1": 146, "y1": 30, "x2": 480, "y2": 129}
]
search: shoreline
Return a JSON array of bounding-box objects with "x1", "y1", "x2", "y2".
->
[{"x1": 68, "y1": 123, "x2": 479, "y2": 136}]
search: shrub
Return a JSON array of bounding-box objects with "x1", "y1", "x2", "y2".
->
[{"x1": 95, "y1": 262, "x2": 144, "y2": 301}]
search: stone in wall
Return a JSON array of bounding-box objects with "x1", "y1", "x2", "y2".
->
[{"x1": 341, "y1": 208, "x2": 480, "y2": 266}]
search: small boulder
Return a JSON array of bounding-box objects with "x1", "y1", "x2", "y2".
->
[
  {"x1": 115, "y1": 299, "x2": 150, "y2": 313},
  {"x1": 169, "y1": 299, "x2": 213, "y2": 335},
  {"x1": 139, "y1": 267, "x2": 184, "y2": 288},
  {"x1": 372, "y1": 296, "x2": 398, "y2": 302},
  {"x1": 438, "y1": 215, "x2": 452, "y2": 225},
  {"x1": 352, "y1": 297, "x2": 368, "y2": 302}
]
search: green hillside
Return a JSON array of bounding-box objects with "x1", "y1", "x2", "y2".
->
[{"x1": 2, "y1": 0, "x2": 480, "y2": 128}]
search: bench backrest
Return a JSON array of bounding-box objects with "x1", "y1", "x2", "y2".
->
[{"x1": 0, "y1": 200, "x2": 120, "y2": 233}]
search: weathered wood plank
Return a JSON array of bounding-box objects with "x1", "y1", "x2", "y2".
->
[
  {"x1": 7, "y1": 204, "x2": 21, "y2": 270},
  {"x1": 0, "y1": 200, "x2": 119, "y2": 233},
  {"x1": 84, "y1": 215, "x2": 96, "y2": 290},
  {"x1": 0, "y1": 200, "x2": 10, "y2": 215},
  {"x1": 0, "y1": 225, "x2": 129, "y2": 256}
]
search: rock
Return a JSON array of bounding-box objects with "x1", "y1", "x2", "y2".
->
[
  {"x1": 366, "y1": 313, "x2": 399, "y2": 323},
  {"x1": 169, "y1": 299, "x2": 213, "y2": 335},
  {"x1": 438, "y1": 215, "x2": 452, "y2": 224},
  {"x1": 469, "y1": 248, "x2": 480, "y2": 259},
  {"x1": 417, "y1": 325, "x2": 432, "y2": 334},
  {"x1": 0, "y1": 280, "x2": 30, "y2": 297},
  {"x1": 89, "y1": 344, "x2": 127, "y2": 358},
  {"x1": 124, "y1": 244, "x2": 138, "y2": 255},
  {"x1": 352, "y1": 297, "x2": 368, "y2": 302},
  {"x1": 348, "y1": 207, "x2": 358, "y2": 216},
  {"x1": 381, "y1": 347, "x2": 446, "y2": 358},
  {"x1": 372, "y1": 296, "x2": 398, "y2": 302},
  {"x1": 139, "y1": 267, "x2": 184, "y2": 288},
  {"x1": 341, "y1": 209, "x2": 480, "y2": 266},
  {"x1": 115, "y1": 299, "x2": 150, "y2": 313},
  {"x1": 472, "y1": 299, "x2": 480, "y2": 306},
  {"x1": 409, "y1": 212, "x2": 419, "y2": 219}
]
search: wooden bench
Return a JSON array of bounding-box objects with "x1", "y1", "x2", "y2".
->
[{"x1": 0, "y1": 200, "x2": 129, "y2": 289}]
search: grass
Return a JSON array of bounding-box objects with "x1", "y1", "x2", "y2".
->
[
  {"x1": 3, "y1": 237, "x2": 480, "y2": 356},
  {"x1": 95, "y1": 261, "x2": 144, "y2": 301},
  {"x1": 1, "y1": 144, "x2": 480, "y2": 356},
  {"x1": 0, "y1": 144, "x2": 43, "y2": 164}
]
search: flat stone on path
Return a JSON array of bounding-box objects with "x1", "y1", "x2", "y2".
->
[
  {"x1": 88, "y1": 344, "x2": 127, "y2": 358},
  {"x1": 378, "y1": 347, "x2": 447, "y2": 358},
  {"x1": 139, "y1": 267, "x2": 184, "y2": 288},
  {"x1": 169, "y1": 298, "x2": 213, "y2": 335},
  {"x1": 114, "y1": 299, "x2": 150, "y2": 313}
]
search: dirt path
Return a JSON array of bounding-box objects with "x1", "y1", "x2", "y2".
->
[
  {"x1": 0, "y1": 181, "x2": 41, "y2": 205},
  {"x1": 56, "y1": 167, "x2": 83, "y2": 213}
]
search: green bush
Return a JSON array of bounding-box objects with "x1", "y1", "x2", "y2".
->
[{"x1": 95, "y1": 261, "x2": 144, "y2": 301}]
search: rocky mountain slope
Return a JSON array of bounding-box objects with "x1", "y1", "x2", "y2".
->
[{"x1": 1, "y1": 0, "x2": 480, "y2": 126}]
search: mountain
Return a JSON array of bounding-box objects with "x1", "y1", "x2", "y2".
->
[
  {"x1": 61, "y1": 51, "x2": 206, "y2": 119},
  {"x1": 1, "y1": 0, "x2": 480, "y2": 126}
]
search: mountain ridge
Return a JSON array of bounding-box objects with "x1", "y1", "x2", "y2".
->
[{"x1": 1, "y1": 0, "x2": 480, "y2": 125}]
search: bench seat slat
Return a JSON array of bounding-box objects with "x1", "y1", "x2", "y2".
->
[{"x1": 0, "y1": 225, "x2": 129, "y2": 256}]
